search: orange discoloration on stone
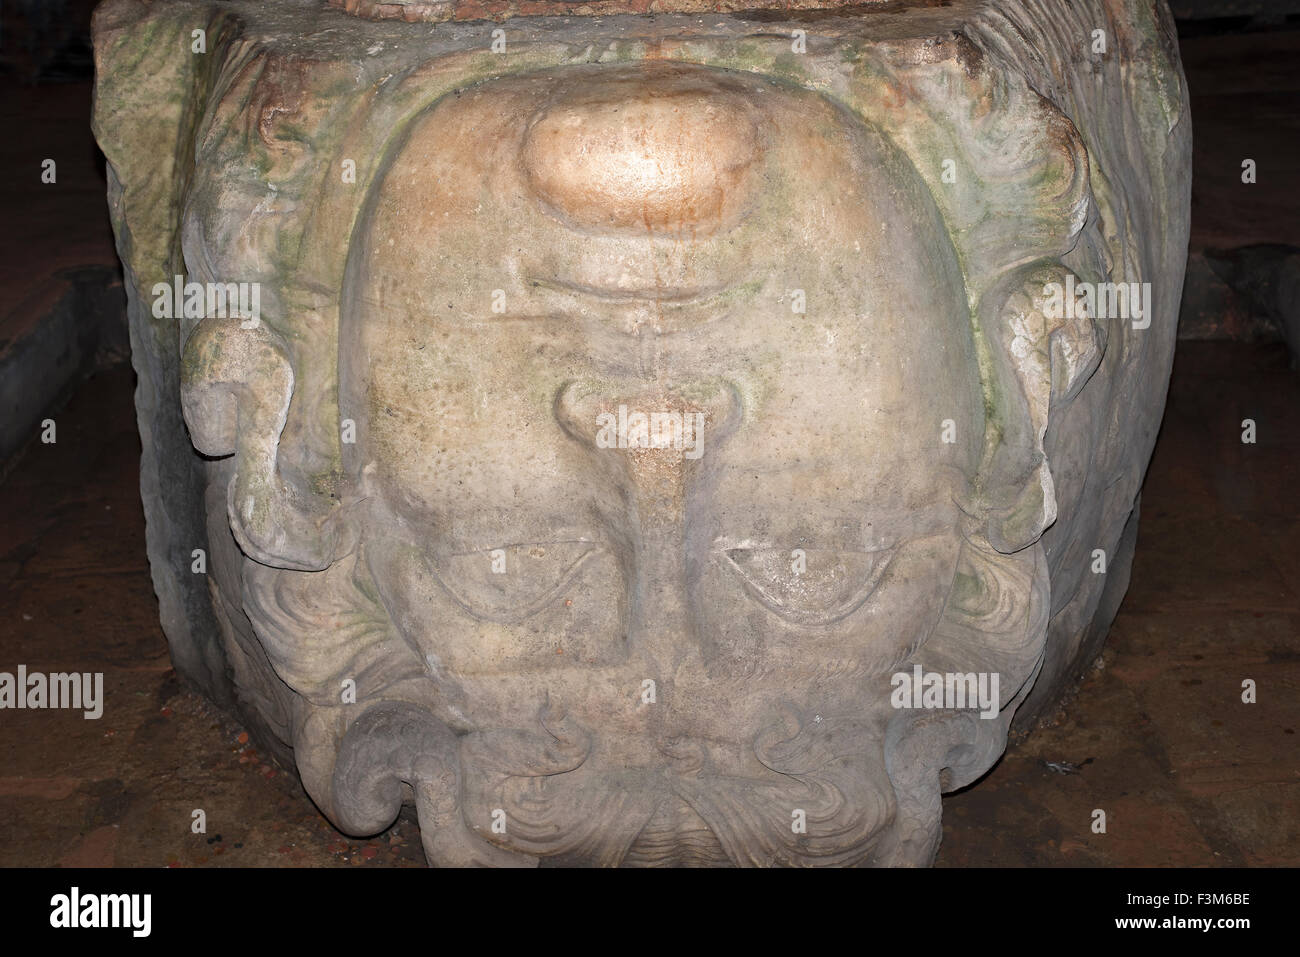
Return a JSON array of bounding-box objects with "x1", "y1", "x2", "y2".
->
[{"x1": 522, "y1": 67, "x2": 761, "y2": 237}]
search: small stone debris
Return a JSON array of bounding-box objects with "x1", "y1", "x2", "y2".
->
[
  {"x1": 1044, "y1": 760, "x2": 1080, "y2": 774},
  {"x1": 1042, "y1": 757, "x2": 1095, "y2": 775}
]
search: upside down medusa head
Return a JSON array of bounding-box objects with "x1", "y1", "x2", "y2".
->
[{"x1": 91, "y1": 0, "x2": 1190, "y2": 865}]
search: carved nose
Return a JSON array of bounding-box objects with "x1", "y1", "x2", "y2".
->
[{"x1": 521, "y1": 71, "x2": 762, "y2": 237}]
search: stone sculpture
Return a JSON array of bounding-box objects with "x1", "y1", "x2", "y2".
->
[{"x1": 92, "y1": 0, "x2": 1191, "y2": 865}]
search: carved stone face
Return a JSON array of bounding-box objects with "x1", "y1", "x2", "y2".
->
[
  {"x1": 336, "y1": 63, "x2": 988, "y2": 863},
  {"x1": 101, "y1": 0, "x2": 1187, "y2": 868}
]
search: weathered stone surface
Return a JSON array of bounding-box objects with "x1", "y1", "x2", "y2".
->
[{"x1": 92, "y1": 0, "x2": 1190, "y2": 865}]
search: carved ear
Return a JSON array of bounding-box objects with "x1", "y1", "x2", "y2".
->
[
  {"x1": 181, "y1": 316, "x2": 340, "y2": 571},
  {"x1": 973, "y1": 265, "x2": 1103, "y2": 553}
]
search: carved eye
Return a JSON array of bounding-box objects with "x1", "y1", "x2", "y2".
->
[
  {"x1": 723, "y1": 546, "x2": 896, "y2": 627},
  {"x1": 437, "y1": 541, "x2": 600, "y2": 624}
]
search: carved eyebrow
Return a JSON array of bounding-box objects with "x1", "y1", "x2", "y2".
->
[
  {"x1": 430, "y1": 541, "x2": 606, "y2": 625},
  {"x1": 434, "y1": 519, "x2": 608, "y2": 556},
  {"x1": 722, "y1": 545, "x2": 897, "y2": 628}
]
